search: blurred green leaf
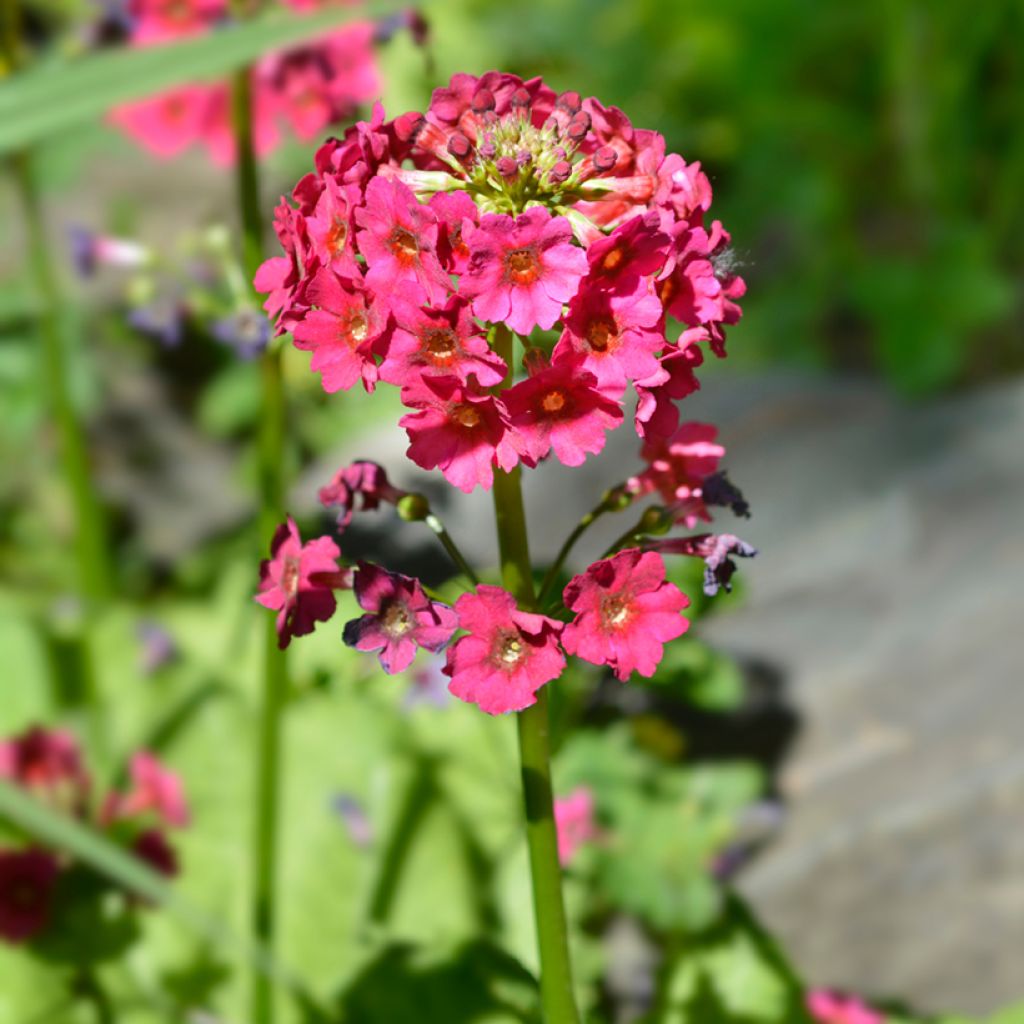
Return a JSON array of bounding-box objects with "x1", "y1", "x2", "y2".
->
[
  {"x1": 0, "y1": 3, "x2": 390, "y2": 154},
  {"x1": 646, "y1": 894, "x2": 811, "y2": 1024}
]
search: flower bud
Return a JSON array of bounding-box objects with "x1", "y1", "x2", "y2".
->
[
  {"x1": 446, "y1": 132, "x2": 472, "y2": 159},
  {"x1": 496, "y1": 156, "x2": 518, "y2": 178},
  {"x1": 556, "y1": 90, "x2": 582, "y2": 115},
  {"x1": 547, "y1": 161, "x2": 572, "y2": 184},
  {"x1": 510, "y1": 87, "x2": 531, "y2": 110},
  {"x1": 471, "y1": 87, "x2": 495, "y2": 113},
  {"x1": 396, "y1": 493, "x2": 431, "y2": 522},
  {"x1": 593, "y1": 145, "x2": 617, "y2": 171}
]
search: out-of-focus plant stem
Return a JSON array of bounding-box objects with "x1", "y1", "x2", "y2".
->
[
  {"x1": 490, "y1": 324, "x2": 580, "y2": 1024},
  {"x1": 228, "y1": 39, "x2": 287, "y2": 1024}
]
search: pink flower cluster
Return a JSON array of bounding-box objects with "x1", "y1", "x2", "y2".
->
[
  {"x1": 257, "y1": 71, "x2": 746, "y2": 492},
  {"x1": 109, "y1": 0, "x2": 389, "y2": 165},
  {"x1": 253, "y1": 73, "x2": 758, "y2": 716},
  {"x1": 0, "y1": 727, "x2": 189, "y2": 944}
]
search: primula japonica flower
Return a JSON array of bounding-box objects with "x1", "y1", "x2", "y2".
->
[
  {"x1": 649, "y1": 533, "x2": 757, "y2": 597},
  {"x1": 562, "y1": 549, "x2": 689, "y2": 681},
  {"x1": 319, "y1": 460, "x2": 407, "y2": 529},
  {"x1": 103, "y1": 752, "x2": 189, "y2": 828},
  {"x1": 632, "y1": 421, "x2": 726, "y2": 527},
  {"x1": 399, "y1": 375, "x2": 519, "y2": 493},
  {"x1": 806, "y1": 990, "x2": 884, "y2": 1024},
  {"x1": 460, "y1": 208, "x2": 588, "y2": 335},
  {"x1": 0, "y1": 849, "x2": 59, "y2": 944},
  {"x1": 343, "y1": 562, "x2": 458, "y2": 674},
  {"x1": 505, "y1": 356, "x2": 623, "y2": 467},
  {"x1": 634, "y1": 329, "x2": 705, "y2": 440},
  {"x1": 0, "y1": 726, "x2": 90, "y2": 812},
  {"x1": 355, "y1": 176, "x2": 451, "y2": 307},
  {"x1": 554, "y1": 787, "x2": 598, "y2": 866},
  {"x1": 292, "y1": 269, "x2": 386, "y2": 393},
  {"x1": 444, "y1": 586, "x2": 565, "y2": 715},
  {"x1": 379, "y1": 296, "x2": 506, "y2": 387},
  {"x1": 255, "y1": 517, "x2": 349, "y2": 649}
]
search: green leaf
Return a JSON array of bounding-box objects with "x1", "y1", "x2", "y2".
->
[
  {"x1": 0, "y1": 3, "x2": 390, "y2": 155},
  {"x1": 647, "y1": 894, "x2": 811, "y2": 1024}
]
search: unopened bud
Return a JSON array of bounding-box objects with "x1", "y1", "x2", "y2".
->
[
  {"x1": 639, "y1": 505, "x2": 670, "y2": 534},
  {"x1": 394, "y1": 111, "x2": 425, "y2": 143},
  {"x1": 496, "y1": 156, "x2": 518, "y2": 178},
  {"x1": 601, "y1": 485, "x2": 634, "y2": 512},
  {"x1": 566, "y1": 117, "x2": 590, "y2": 143},
  {"x1": 510, "y1": 87, "x2": 531, "y2": 110},
  {"x1": 471, "y1": 87, "x2": 495, "y2": 113},
  {"x1": 397, "y1": 493, "x2": 431, "y2": 522},
  {"x1": 479, "y1": 135, "x2": 497, "y2": 160},
  {"x1": 447, "y1": 132, "x2": 472, "y2": 159},
  {"x1": 593, "y1": 145, "x2": 617, "y2": 171},
  {"x1": 548, "y1": 161, "x2": 572, "y2": 184},
  {"x1": 556, "y1": 90, "x2": 582, "y2": 115}
]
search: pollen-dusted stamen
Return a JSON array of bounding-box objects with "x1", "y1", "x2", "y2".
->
[
  {"x1": 584, "y1": 314, "x2": 618, "y2": 353},
  {"x1": 281, "y1": 555, "x2": 302, "y2": 598},
  {"x1": 346, "y1": 311, "x2": 369, "y2": 343},
  {"x1": 423, "y1": 326, "x2": 458, "y2": 362},
  {"x1": 601, "y1": 595, "x2": 632, "y2": 628},
  {"x1": 504, "y1": 246, "x2": 540, "y2": 284},
  {"x1": 452, "y1": 403, "x2": 482, "y2": 428},
  {"x1": 381, "y1": 599, "x2": 414, "y2": 637},
  {"x1": 495, "y1": 629, "x2": 525, "y2": 666}
]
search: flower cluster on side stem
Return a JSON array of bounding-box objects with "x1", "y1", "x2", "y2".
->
[
  {"x1": 252, "y1": 71, "x2": 756, "y2": 716},
  {"x1": 0, "y1": 727, "x2": 189, "y2": 945}
]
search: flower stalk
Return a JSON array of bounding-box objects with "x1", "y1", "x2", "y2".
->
[
  {"x1": 491, "y1": 324, "x2": 580, "y2": 1024},
  {"x1": 229, "y1": 51, "x2": 287, "y2": 1024}
]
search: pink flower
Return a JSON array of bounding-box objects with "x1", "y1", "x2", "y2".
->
[
  {"x1": 104, "y1": 752, "x2": 189, "y2": 828},
  {"x1": 342, "y1": 562, "x2": 458, "y2": 674},
  {"x1": 399, "y1": 375, "x2": 519, "y2": 493},
  {"x1": 806, "y1": 990, "x2": 884, "y2": 1024},
  {"x1": 583, "y1": 213, "x2": 670, "y2": 295},
  {"x1": 657, "y1": 221, "x2": 744, "y2": 331},
  {"x1": 443, "y1": 586, "x2": 565, "y2": 714},
  {"x1": 429, "y1": 191, "x2": 478, "y2": 274},
  {"x1": 379, "y1": 296, "x2": 506, "y2": 387},
  {"x1": 460, "y1": 208, "x2": 588, "y2": 335},
  {"x1": 255, "y1": 198, "x2": 312, "y2": 334},
  {"x1": 0, "y1": 726, "x2": 90, "y2": 812},
  {"x1": 504, "y1": 356, "x2": 623, "y2": 467},
  {"x1": 0, "y1": 849, "x2": 59, "y2": 944},
  {"x1": 354, "y1": 177, "x2": 451, "y2": 306},
  {"x1": 304, "y1": 176, "x2": 362, "y2": 280},
  {"x1": 554, "y1": 787, "x2": 598, "y2": 865},
  {"x1": 554, "y1": 283, "x2": 664, "y2": 394},
  {"x1": 130, "y1": 0, "x2": 225, "y2": 44},
  {"x1": 632, "y1": 421, "x2": 725, "y2": 527},
  {"x1": 319, "y1": 460, "x2": 407, "y2": 529},
  {"x1": 292, "y1": 269, "x2": 386, "y2": 393},
  {"x1": 108, "y1": 86, "x2": 217, "y2": 160},
  {"x1": 561, "y1": 549, "x2": 689, "y2": 680},
  {"x1": 647, "y1": 533, "x2": 757, "y2": 596},
  {"x1": 633, "y1": 329, "x2": 705, "y2": 440},
  {"x1": 255, "y1": 517, "x2": 348, "y2": 649}
]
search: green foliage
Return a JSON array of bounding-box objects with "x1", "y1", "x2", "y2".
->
[{"x1": 643, "y1": 895, "x2": 811, "y2": 1024}]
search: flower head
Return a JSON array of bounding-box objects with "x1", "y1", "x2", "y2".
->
[
  {"x1": 0, "y1": 849, "x2": 59, "y2": 944},
  {"x1": 444, "y1": 586, "x2": 565, "y2": 714},
  {"x1": 255, "y1": 517, "x2": 348, "y2": 649},
  {"x1": 554, "y1": 787, "x2": 598, "y2": 865},
  {"x1": 0, "y1": 726, "x2": 90, "y2": 811},
  {"x1": 343, "y1": 562, "x2": 458, "y2": 674},
  {"x1": 806, "y1": 990, "x2": 884, "y2": 1024},
  {"x1": 399, "y1": 375, "x2": 519, "y2": 493},
  {"x1": 562, "y1": 549, "x2": 688, "y2": 680},
  {"x1": 648, "y1": 533, "x2": 757, "y2": 596},
  {"x1": 460, "y1": 208, "x2": 588, "y2": 335}
]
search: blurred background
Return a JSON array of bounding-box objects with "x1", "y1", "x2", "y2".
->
[{"x1": 1, "y1": 0, "x2": 1022, "y2": 1021}]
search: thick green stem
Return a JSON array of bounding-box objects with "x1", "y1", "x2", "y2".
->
[
  {"x1": 13, "y1": 150, "x2": 113, "y2": 604},
  {"x1": 230, "y1": 60, "x2": 287, "y2": 1024},
  {"x1": 490, "y1": 325, "x2": 580, "y2": 1024}
]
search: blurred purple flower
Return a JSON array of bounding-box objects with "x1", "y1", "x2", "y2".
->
[
  {"x1": 210, "y1": 309, "x2": 271, "y2": 360},
  {"x1": 331, "y1": 794, "x2": 373, "y2": 848},
  {"x1": 68, "y1": 225, "x2": 148, "y2": 278},
  {"x1": 403, "y1": 658, "x2": 452, "y2": 712},
  {"x1": 128, "y1": 298, "x2": 186, "y2": 348},
  {"x1": 137, "y1": 621, "x2": 177, "y2": 675}
]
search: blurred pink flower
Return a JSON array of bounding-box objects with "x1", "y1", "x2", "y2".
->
[{"x1": 554, "y1": 787, "x2": 597, "y2": 865}]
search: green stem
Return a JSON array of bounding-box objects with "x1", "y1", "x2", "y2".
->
[
  {"x1": 490, "y1": 325, "x2": 580, "y2": 1024},
  {"x1": 424, "y1": 512, "x2": 479, "y2": 585},
  {"x1": 230, "y1": 59, "x2": 287, "y2": 1024},
  {"x1": 13, "y1": 150, "x2": 113, "y2": 604}
]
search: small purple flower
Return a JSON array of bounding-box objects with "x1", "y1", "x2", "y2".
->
[
  {"x1": 647, "y1": 533, "x2": 757, "y2": 596},
  {"x1": 342, "y1": 562, "x2": 458, "y2": 674},
  {"x1": 68, "y1": 226, "x2": 148, "y2": 278},
  {"x1": 331, "y1": 794, "x2": 373, "y2": 847},
  {"x1": 210, "y1": 308, "x2": 271, "y2": 360},
  {"x1": 137, "y1": 621, "x2": 177, "y2": 675},
  {"x1": 701, "y1": 471, "x2": 750, "y2": 519},
  {"x1": 128, "y1": 298, "x2": 186, "y2": 348}
]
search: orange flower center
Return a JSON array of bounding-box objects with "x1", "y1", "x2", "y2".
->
[
  {"x1": 326, "y1": 217, "x2": 348, "y2": 255},
  {"x1": 424, "y1": 327, "x2": 457, "y2": 362},
  {"x1": 505, "y1": 247, "x2": 540, "y2": 285},
  {"x1": 601, "y1": 246, "x2": 625, "y2": 272},
  {"x1": 452, "y1": 404, "x2": 481, "y2": 428},
  {"x1": 389, "y1": 227, "x2": 419, "y2": 264},
  {"x1": 584, "y1": 314, "x2": 618, "y2": 353},
  {"x1": 541, "y1": 388, "x2": 568, "y2": 415},
  {"x1": 282, "y1": 556, "x2": 301, "y2": 598}
]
